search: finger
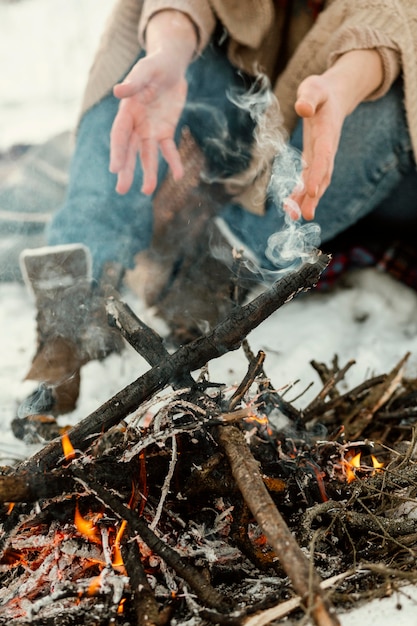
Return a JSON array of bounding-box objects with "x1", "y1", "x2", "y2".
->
[
  {"x1": 113, "y1": 81, "x2": 137, "y2": 99},
  {"x1": 109, "y1": 108, "x2": 133, "y2": 173},
  {"x1": 113, "y1": 63, "x2": 146, "y2": 100},
  {"x1": 303, "y1": 148, "x2": 333, "y2": 199},
  {"x1": 294, "y1": 99, "x2": 316, "y2": 118},
  {"x1": 160, "y1": 138, "x2": 184, "y2": 181},
  {"x1": 295, "y1": 76, "x2": 325, "y2": 118},
  {"x1": 283, "y1": 196, "x2": 302, "y2": 221},
  {"x1": 139, "y1": 138, "x2": 159, "y2": 195},
  {"x1": 115, "y1": 136, "x2": 138, "y2": 195},
  {"x1": 299, "y1": 194, "x2": 318, "y2": 221},
  {"x1": 113, "y1": 57, "x2": 159, "y2": 101},
  {"x1": 296, "y1": 160, "x2": 332, "y2": 220},
  {"x1": 114, "y1": 81, "x2": 157, "y2": 105},
  {"x1": 287, "y1": 170, "x2": 319, "y2": 221}
]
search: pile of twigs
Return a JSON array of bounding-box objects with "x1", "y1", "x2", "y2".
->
[{"x1": 2, "y1": 253, "x2": 417, "y2": 626}]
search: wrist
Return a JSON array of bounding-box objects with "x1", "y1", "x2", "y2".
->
[
  {"x1": 146, "y1": 10, "x2": 198, "y2": 69},
  {"x1": 324, "y1": 49, "x2": 384, "y2": 115}
]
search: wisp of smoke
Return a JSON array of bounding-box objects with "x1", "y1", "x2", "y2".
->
[{"x1": 227, "y1": 74, "x2": 322, "y2": 277}]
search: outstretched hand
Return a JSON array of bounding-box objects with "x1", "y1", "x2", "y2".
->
[
  {"x1": 109, "y1": 9, "x2": 197, "y2": 196},
  {"x1": 286, "y1": 49, "x2": 384, "y2": 221},
  {"x1": 286, "y1": 73, "x2": 345, "y2": 221},
  {"x1": 109, "y1": 53, "x2": 188, "y2": 195}
]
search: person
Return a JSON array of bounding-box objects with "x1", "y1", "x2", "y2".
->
[{"x1": 14, "y1": 0, "x2": 417, "y2": 433}]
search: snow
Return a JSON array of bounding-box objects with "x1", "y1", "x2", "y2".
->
[
  {"x1": 0, "y1": 0, "x2": 114, "y2": 149},
  {"x1": 2, "y1": 1, "x2": 417, "y2": 623}
]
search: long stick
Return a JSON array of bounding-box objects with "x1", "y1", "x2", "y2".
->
[{"x1": 216, "y1": 424, "x2": 340, "y2": 626}]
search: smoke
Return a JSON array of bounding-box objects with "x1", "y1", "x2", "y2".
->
[
  {"x1": 266, "y1": 131, "x2": 321, "y2": 269},
  {"x1": 227, "y1": 74, "x2": 321, "y2": 277}
]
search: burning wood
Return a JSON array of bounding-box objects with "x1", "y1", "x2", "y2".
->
[{"x1": 2, "y1": 255, "x2": 417, "y2": 625}]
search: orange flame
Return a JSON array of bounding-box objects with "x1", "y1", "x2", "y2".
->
[
  {"x1": 112, "y1": 520, "x2": 127, "y2": 569},
  {"x1": 244, "y1": 412, "x2": 274, "y2": 437},
  {"x1": 371, "y1": 454, "x2": 384, "y2": 471},
  {"x1": 344, "y1": 451, "x2": 362, "y2": 484},
  {"x1": 74, "y1": 503, "x2": 102, "y2": 544},
  {"x1": 87, "y1": 575, "x2": 102, "y2": 596},
  {"x1": 343, "y1": 450, "x2": 384, "y2": 483},
  {"x1": 245, "y1": 413, "x2": 268, "y2": 426},
  {"x1": 62, "y1": 432, "x2": 76, "y2": 461}
]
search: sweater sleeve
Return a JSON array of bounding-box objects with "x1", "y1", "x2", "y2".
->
[
  {"x1": 327, "y1": 26, "x2": 401, "y2": 100},
  {"x1": 138, "y1": 0, "x2": 216, "y2": 55}
]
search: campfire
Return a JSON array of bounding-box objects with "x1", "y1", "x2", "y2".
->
[{"x1": 2, "y1": 253, "x2": 417, "y2": 626}]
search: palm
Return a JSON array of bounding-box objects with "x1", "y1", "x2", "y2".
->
[
  {"x1": 110, "y1": 75, "x2": 187, "y2": 195},
  {"x1": 289, "y1": 76, "x2": 345, "y2": 220}
]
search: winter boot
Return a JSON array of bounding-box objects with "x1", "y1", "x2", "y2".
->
[{"x1": 13, "y1": 243, "x2": 124, "y2": 441}]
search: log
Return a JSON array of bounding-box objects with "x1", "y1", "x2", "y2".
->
[
  {"x1": 106, "y1": 297, "x2": 195, "y2": 389},
  {"x1": 121, "y1": 533, "x2": 171, "y2": 626},
  {"x1": 0, "y1": 459, "x2": 133, "y2": 503}
]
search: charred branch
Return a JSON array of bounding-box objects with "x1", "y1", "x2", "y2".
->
[
  {"x1": 73, "y1": 470, "x2": 232, "y2": 614},
  {"x1": 121, "y1": 535, "x2": 172, "y2": 626},
  {"x1": 228, "y1": 350, "x2": 266, "y2": 411},
  {"x1": 17, "y1": 253, "x2": 329, "y2": 475},
  {"x1": 216, "y1": 423, "x2": 340, "y2": 626},
  {"x1": 106, "y1": 297, "x2": 195, "y2": 390},
  {"x1": 0, "y1": 459, "x2": 134, "y2": 503}
]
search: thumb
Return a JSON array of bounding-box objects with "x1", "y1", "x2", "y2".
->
[
  {"x1": 113, "y1": 60, "x2": 152, "y2": 99},
  {"x1": 294, "y1": 75, "x2": 324, "y2": 118},
  {"x1": 113, "y1": 79, "x2": 138, "y2": 99}
]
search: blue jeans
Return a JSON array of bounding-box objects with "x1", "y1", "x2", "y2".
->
[
  {"x1": 48, "y1": 41, "x2": 255, "y2": 278},
  {"x1": 48, "y1": 42, "x2": 417, "y2": 278}
]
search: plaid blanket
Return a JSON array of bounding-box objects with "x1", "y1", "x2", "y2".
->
[{"x1": 317, "y1": 240, "x2": 417, "y2": 291}]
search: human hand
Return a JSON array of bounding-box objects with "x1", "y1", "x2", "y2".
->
[
  {"x1": 109, "y1": 9, "x2": 197, "y2": 195},
  {"x1": 286, "y1": 73, "x2": 345, "y2": 221},
  {"x1": 286, "y1": 49, "x2": 384, "y2": 221},
  {"x1": 109, "y1": 53, "x2": 188, "y2": 195}
]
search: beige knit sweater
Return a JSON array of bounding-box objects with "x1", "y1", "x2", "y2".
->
[{"x1": 80, "y1": 0, "x2": 417, "y2": 213}]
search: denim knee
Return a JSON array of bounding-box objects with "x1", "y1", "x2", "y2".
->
[{"x1": 47, "y1": 94, "x2": 156, "y2": 277}]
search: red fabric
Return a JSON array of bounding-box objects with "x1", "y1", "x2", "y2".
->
[{"x1": 316, "y1": 241, "x2": 417, "y2": 292}]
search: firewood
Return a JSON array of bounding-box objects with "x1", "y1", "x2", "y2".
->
[
  {"x1": 0, "y1": 459, "x2": 133, "y2": 503},
  {"x1": 304, "y1": 359, "x2": 356, "y2": 416},
  {"x1": 302, "y1": 374, "x2": 387, "y2": 424},
  {"x1": 216, "y1": 424, "x2": 340, "y2": 626},
  {"x1": 73, "y1": 470, "x2": 231, "y2": 614},
  {"x1": 343, "y1": 352, "x2": 410, "y2": 439},
  {"x1": 242, "y1": 570, "x2": 356, "y2": 626},
  {"x1": 228, "y1": 349, "x2": 266, "y2": 411},
  {"x1": 106, "y1": 297, "x2": 195, "y2": 390},
  {"x1": 17, "y1": 253, "x2": 329, "y2": 475},
  {"x1": 2, "y1": 254, "x2": 333, "y2": 622},
  {"x1": 0, "y1": 471, "x2": 66, "y2": 503},
  {"x1": 121, "y1": 535, "x2": 172, "y2": 626}
]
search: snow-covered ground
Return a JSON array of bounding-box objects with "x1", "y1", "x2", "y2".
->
[
  {"x1": 2, "y1": 1, "x2": 417, "y2": 623},
  {"x1": 0, "y1": 0, "x2": 114, "y2": 149}
]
